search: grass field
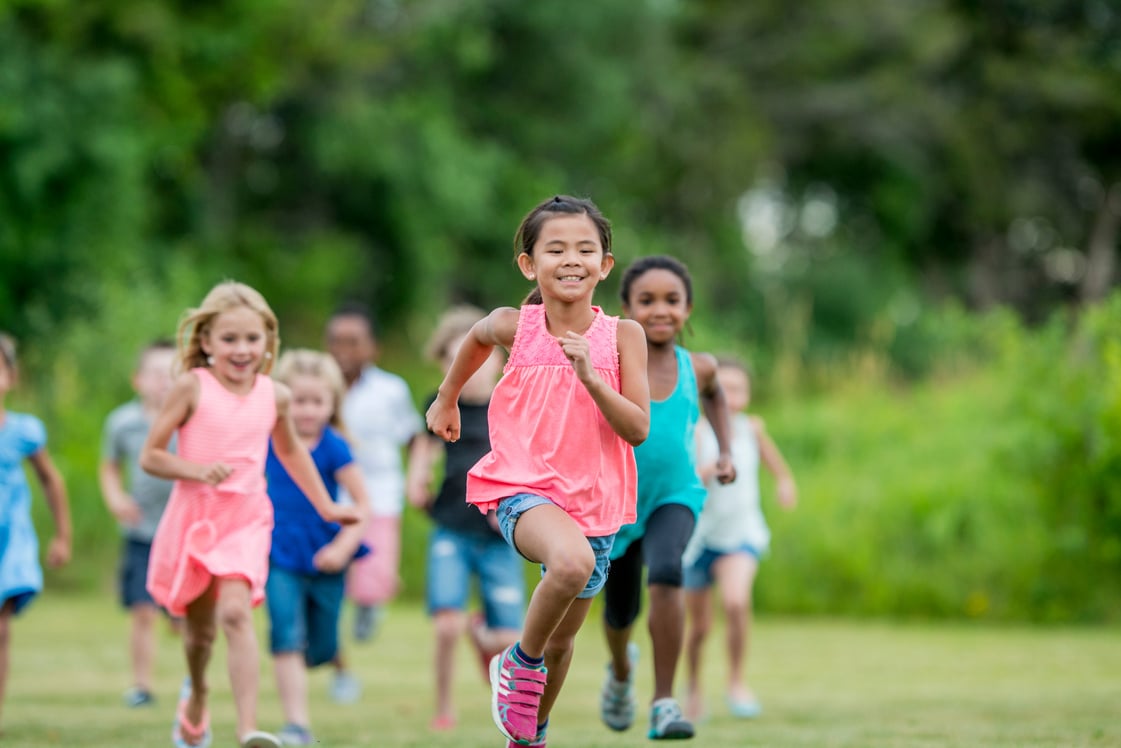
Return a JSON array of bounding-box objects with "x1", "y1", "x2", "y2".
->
[{"x1": 5, "y1": 594, "x2": 1120, "y2": 747}]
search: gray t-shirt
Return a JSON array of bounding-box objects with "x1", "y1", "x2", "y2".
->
[{"x1": 101, "y1": 400, "x2": 175, "y2": 542}]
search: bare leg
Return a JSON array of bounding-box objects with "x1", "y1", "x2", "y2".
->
[
  {"x1": 539, "y1": 597, "x2": 595, "y2": 722},
  {"x1": 684, "y1": 586, "x2": 712, "y2": 721},
  {"x1": 604, "y1": 622, "x2": 636, "y2": 681},
  {"x1": 130, "y1": 603, "x2": 159, "y2": 692},
  {"x1": 713, "y1": 553, "x2": 758, "y2": 701},
  {"x1": 182, "y1": 583, "x2": 219, "y2": 743},
  {"x1": 647, "y1": 583, "x2": 686, "y2": 702},
  {"x1": 432, "y1": 609, "x2": 464, "y2": 723},
  {"x1": 511, "y1": 504, "x2": 595, "y2": 658},
  {"x1": 0, "y1": 602, "x2": 13, "y2": 727},
  {"x1": 273, "y1": 652, "x2": 309, "y2": 727},
  {"x1": 214, "y1": 578, "x2": 261, "y2": 738}
]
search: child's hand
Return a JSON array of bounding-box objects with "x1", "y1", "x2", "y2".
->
[
  {"x1": 313, "y1": 544, "x2": 350, "y2": 574},
  {"x1": 426, "y1": 395, "x2": 461, "y2": 442},
  {"x1": 195, "y1": 462, "x2": 233, "y2": 485},
  {"x1": 777, "y1": 477, "x2": 797, "y2": 509},
  {"x1": 108, "y1": 496, "x2": 143, "y2": 526},
  {"x1": 714, "y1": 454, "x2": 737, "y2": 484},
  {"x1": 323, "y1": 503, "x2": 361, "y2": 526},
  {"x1": 558, "y1": 332, "x2": 594, "y2": 380},
  {"x1": 46, "y1": 535, "x2": 71, "y2": 568}
]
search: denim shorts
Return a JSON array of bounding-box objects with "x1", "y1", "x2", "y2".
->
[
  {"x1": 426, "y1": 526, "x2": 526, "y2": 630},
  {"x1": 496, "y1": 493, "x2": 615, "y2": 599},
  {"x1": 683, "y1": 544, "x2": 762, "y2": 590},
  {"x1": 265, "y1": 563, "x2": 346, "y2": 667},
  {"x1": 119, "y1": 538, "x2": 155, "y2": 608}
]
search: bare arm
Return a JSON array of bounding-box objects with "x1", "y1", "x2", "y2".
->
[
  {"x1": 405, "y1": 433, "x2": 443, "y2": 509},
  {"x1": 313, "y1": 462, "x2": 372, "y2": 572},
  {"x1": 140, "y1": 372, "x2": 232, "y2": 484},
  {"x1": 98, "y1": 460, "x2": 142, "y2": 526},
  {"x1": 752, "y1": 416, "x2": 797, "y2": 508},
  {"x1": 560, "y1": 318, "x2": 648, "y2": 446},
  {"x1": 28, "y1": 449, "x2": 71, "y2": 567},
  {"x1": 695, "y1": 352, "x2": 736, "y2": 484},
  {"x1": 272, "y1": 383, "x2": 360, "y2": 526},
  {"x1": 427, "y1": 308, "x2": 517, "y2": 442},
  {"x1": 694, "y1": 421, "x2": 720, "y2": 483}
]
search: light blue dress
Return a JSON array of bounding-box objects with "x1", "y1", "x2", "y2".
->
[
  {"x1": 611, "y1": 346, "x2": 706, "y2": 560},
  {"x1": 0, "y1": 412, "x2": 46, "y2": 614}
]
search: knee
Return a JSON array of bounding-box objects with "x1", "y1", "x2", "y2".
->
[
  {"x1": 216, "y1": 602, "x2": 252, "y2": 634},
  {"x1": 432, "y1": 611, "x2": 463, "y2": 641},
  {"x1": 647, "y1": 558, "x2": 685, "y2": 588},
  {"x1": 545, "y1": 545, "x2": 596, "y2": 595},
  {"x1": 184, "y1": 620, "x2": 217, "y2": 650}
]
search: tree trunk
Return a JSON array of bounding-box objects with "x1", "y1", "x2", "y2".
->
[{"x1": 1080, "y1": 181, "x2": 1121, "y2": 303}]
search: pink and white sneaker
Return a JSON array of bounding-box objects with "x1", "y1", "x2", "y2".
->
[{"x1": 489, "y1": 645, "x2": 547, "y2": 745}]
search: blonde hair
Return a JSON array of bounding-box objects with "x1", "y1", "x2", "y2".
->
[
  {"x1": 273, "y1": 348, "x2": 348, "y2": 436},
  {"x1": 176, "y1": 281, "x2": 279, "y2": 375},
  {"x1": 424, "y1": 305, "x2": 487, "y2": 362}
]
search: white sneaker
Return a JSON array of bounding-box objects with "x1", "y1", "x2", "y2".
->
[
  {"x1": 648, "y1": 697, "x2": 694, "y2": 740},
  {"x1": 330, "y1": 670, "x2": 362, "y2": 704},
  {"x1": 600, "y1": 642, "x2": 639, "y2": 731}
]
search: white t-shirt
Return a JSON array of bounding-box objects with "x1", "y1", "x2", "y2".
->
[
  {"x1": 684, "y1": 413, "x2": 769, "y2": 564},
  {"x1": 340, "y1": 366, "x2": 422, "y2": 516}
]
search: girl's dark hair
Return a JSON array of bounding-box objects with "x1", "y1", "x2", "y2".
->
[
  {"x1": 515, "y1": 195, "x2": 612, "y2": 305},
  {"x1": 619, "y1": 255, "x2": 694, "y2": 306}
]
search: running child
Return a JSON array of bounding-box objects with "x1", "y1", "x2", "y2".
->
[
  {"x1": 406, "y1": 305, "x2": 525, "y2": 732},
  {"x1": 140, "y1": 281, "x2": 359, "y2": 748},
  {"x1": 99, "y1": 339, "x2": 179, "y2": 708},
  {"x1": 683, "y1": 356, "x2": 796, "y2": 721},
  {"x1": 264, "y1": 349, "x2": 371, "y2": 746},
  {"x1": 326, "y1": 303, "x2": 423, "y2": 644},
  {"x1": 427, "y1": 195, "x2": 650, "y2": 747},
  {"x1": 0, "y1": 333, "x2": 72, "y2": 731},
  {"x1": 600, "y1": 255, "x2": 736, "y2": 741}
]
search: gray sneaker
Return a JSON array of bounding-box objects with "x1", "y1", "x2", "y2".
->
[
  {"x1": 277, "y1": 723, "x2": 313, "y2": 746},
  {"x1": 600, "y1": 641, "x2": 639, "y2": 731},
  {"x1": 330, "y1": 670, "x2": 362, "y2": 704},
  {"x1": 353, "y1": 604, "x2": 382, "y2": 642},
  {"x1": 648, "y1": 697, "x2": 694, "y2": 740}
]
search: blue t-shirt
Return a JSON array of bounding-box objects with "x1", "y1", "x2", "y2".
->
[{"x1": 266, "y1": 427, "x2": 368, "y2": 575}]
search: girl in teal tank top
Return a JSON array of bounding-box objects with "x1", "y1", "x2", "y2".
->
[{"x1": 600, "y1": 256, "x2": 737, "y2": 741}]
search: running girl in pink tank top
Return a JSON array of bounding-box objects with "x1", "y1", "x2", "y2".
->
[
  {"x1": 141, "y1": 281, "x2": 360, "y2": 748},
  {"x1": 427, "y1": 195, "x2": 650, "y2": 747}
]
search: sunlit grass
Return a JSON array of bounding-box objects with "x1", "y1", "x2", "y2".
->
[{"x1": 5, "y1": 595, "x2": 1120, "y2": 746}]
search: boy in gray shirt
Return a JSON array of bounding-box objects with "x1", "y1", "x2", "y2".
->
[{"x1": 99, "y1": 341, "x2": 177, "y2": 707}]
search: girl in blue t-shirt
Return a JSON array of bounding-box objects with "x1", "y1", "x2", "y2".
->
[
  {"x1": 0, "y1": 333, "x2": 71, "y2": 731},
  {"x1": 264, "y1": 350, "x2": 370, "y2": 746}
]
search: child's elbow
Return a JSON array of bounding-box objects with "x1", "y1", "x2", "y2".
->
[
  {"x1": 138, "y1": 450, "x2": 155, "y2": 474},
  {"x1": 625, "y1": 420, "x2": 649, "y2": 447}
]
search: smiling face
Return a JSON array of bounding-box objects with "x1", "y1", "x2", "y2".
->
[
  {"x1": 287, "y1": 373, "x2": 335, "y2": 440},
  {"x1": 518, "y1": 214, "x2": 614, "y2": 303},
  {"x1": 200, "y1": 305, "x2": 268, "y2": 389},
  {"x1": 621, "y1": 267, "x2": 692, "y2": 345}
]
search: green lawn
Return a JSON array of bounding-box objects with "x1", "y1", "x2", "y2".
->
[{"x1": 5, "y1": 594, "x2": 1120, "y2": 747}]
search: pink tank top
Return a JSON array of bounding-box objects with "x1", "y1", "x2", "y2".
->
[{"x1": 466, "y1": 304, "x2": 637, "y2": 536}]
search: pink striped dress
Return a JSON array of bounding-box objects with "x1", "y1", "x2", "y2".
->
[{"x1": 146, "y1": 368, "x2": 277, "y2": 616}]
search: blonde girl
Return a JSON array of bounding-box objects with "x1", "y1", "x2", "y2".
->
[
  {"x1": 264, "y1": 349, "x2": 371, "y2": 746},
  {"x1": 141, "y1": 282, "x2": 358, "y2": 748}
]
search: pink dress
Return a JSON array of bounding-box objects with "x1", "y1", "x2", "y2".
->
[
  {"x1": 467, "y1": 304, "x2": 637, "y2": 536},
  {"x1": 146, "y1": 368, "x2": 276, "y2": 616}
]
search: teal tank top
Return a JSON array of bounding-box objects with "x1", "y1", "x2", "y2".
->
[{"x1": 611, "y1": 346, "x2": 706, "y2": 559}]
